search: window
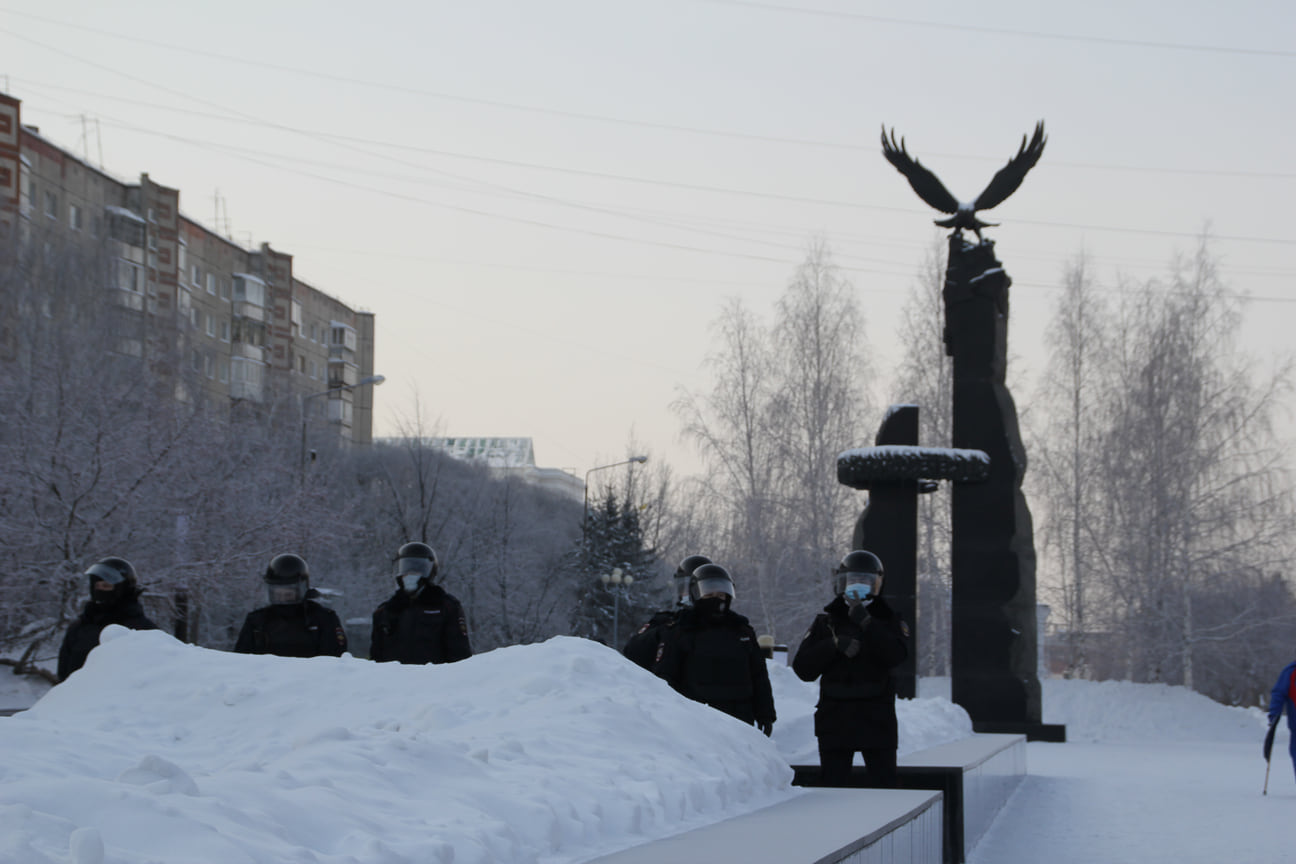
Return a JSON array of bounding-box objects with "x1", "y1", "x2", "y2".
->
[
  {"x1": 232, "y1": 317, "x2": 266, "y2": 347},
  {"x1": 298, "y1": 355, "x2": 306, "y2": 373},
  {"x1": 232, "y1": 274, "x2": 266, "y2": 307},
  {"x1": 191, "y1": 264, "x2": 200, "y2": 287},
  {"x1": 191, "y1": 349, "x2": 202, "y2": 372},
  {"x1": 108, "y1": 211, "x2": 145, "y2": 247},
  {"x1": 205, "y1": 355, "x2": 216, "y2": 379},
  {"x1": 69, "y1": 204, "x2": 82, "y2": 231},
  {"x1": 220, "y1": 279, "x2": 230, "y2": 301},
  {"x1": 206, "y1": 316, "x2": 216, "y2": 338},
  {"x1": 116, "y1": 259, "x2": 143, "y2": 293},
  {"x1": 219, "y1": 359, "x2": 229, "y2": 383},
  {"x1": 44, "y1": 190, "x2": 57, "y2": 220},
  {"x1": 330, "y1": 325, "x2": 357, "y2": 351},
  {"x1": 206, "y1": 273, "x2": 216, "y2": 295},
  {"x1": 178, "y1": 244, "x2": 186, "y2": 273},
  {"x1": 220, "y1": 321, "x2": 230, "y2": 342},
  {"x1": 192, "y1": 308, "x2": 201, "y2": 330}
]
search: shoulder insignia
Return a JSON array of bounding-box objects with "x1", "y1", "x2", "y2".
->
[
  {"x1": 654, "y1": 642, "x2": 665, "y2": 664},
  {"x1": 335, "y1": 626, "x2": 346, "y2": 646},
  {"x1": 900, "y1": 621, "x2": 910, "y2": 638},
  {"x1": 459, "y1": 616, "x2": 468, "y2": 636}
]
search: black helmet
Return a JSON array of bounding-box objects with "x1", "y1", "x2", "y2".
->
[
  {"x1": 264, "y1": 553, "x2": 309, "y2": 605},
  {"x1": 833, "y1": 549, "x2": 884, "y2": 599},
  {"x1": 395, "y1": 542, "x2": 439, "y2": 593},
  {"x1": 673, "y1": 554, "x2": 711, "y2": 603},
  {"x1": 85, "y1": 557, "x2": 138, "y2": 606},
  {"x1": 689, "y1": 562, "x2": 736, "y2": 602}
]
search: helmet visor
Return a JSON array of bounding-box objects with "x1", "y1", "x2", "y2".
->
[
  {"x1": 396, "y1": 557, "x2": 434, "y2": 579},
  {"x1": 842, "y1": 572, "x2": 882, "y2": 602},
  {"x1": 694, "y1": 574, "x2": 735, "y2": 600},
  {"x1": 396, "y1": 557, "x2": 434, "y2": 590},
  {"x1": 267, "y1": 582, "x2": 305, "y2": 605},
  {"x1": 674, "y1": 574, "x2": 692, "y2": 602},
  {"x1": 86, "y1": 563, "x2": 127, "y2": 585}
]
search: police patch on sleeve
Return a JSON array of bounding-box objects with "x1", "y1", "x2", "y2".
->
[{"x1": 900, "y1": 621, "x2": 910, "y2": 638}]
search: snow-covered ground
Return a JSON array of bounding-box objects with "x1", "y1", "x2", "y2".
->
[
  {"x1": 967, "y1": 676, "x2": 1287, "y2": 864},
  {"x1": 0, "y1": 628, "x2": 1285, "y2": 863}
]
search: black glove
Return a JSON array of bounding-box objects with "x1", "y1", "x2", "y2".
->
[
  {"x1": 848, "y1": 602, "x2": 871, "y2": 626},
  {"x1": 758, "y1": 719, "x2": 774, "y2": 737},
  {"x1": 833, "y1": 627, "x2": 862, "y2": 658}
]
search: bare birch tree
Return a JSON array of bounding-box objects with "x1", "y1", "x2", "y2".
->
[
  {"x1": 1089, "y1": 239, "x2": 1295, "y2": 694},
  {"x1": 890, "y1": 236, "x2": 954, "y2": 675},
  {"x1": 1029, "y1": 253, "x2": 1112, "y2": 678},
  {"x1": 769, "y1": 239, "x2": 872, "y2": 627}
]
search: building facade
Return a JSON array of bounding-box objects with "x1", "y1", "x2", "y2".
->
[{"x1": 0, "y1": 91, "x2": 376, "y2": 445}]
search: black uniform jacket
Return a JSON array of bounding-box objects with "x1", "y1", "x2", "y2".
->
[
  {"x1": 370, "y1": 584, "x2": 472, "y2": 664},
  {"x1": 234, "y1": 590, "x2": 348, "y2": 658},
  {"x1": 792, "y1": 595, "x2": 908, "y2": 749},
  {"x1": 654, "y1": 604, "x2": 776, "y2": 726},
  {"x1": 57, "y1": 596, "x2": 159, "y2": 682},
  {"x1": 622, "y1": 608, "x2": 679, "y2": 670}
]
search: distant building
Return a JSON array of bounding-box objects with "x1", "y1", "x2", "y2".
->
[
  {"x1": 0, "y1": 90, "x2": 377, "y2": 446},
  {"x1": 382, "y1": 436, "x2": 584, "y2": 501}
]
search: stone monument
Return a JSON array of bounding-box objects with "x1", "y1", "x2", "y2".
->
[{"x1": 880, "y1": 122, "x2": 1064, "y2": 740}]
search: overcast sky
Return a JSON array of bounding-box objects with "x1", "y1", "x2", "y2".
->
[{"x1": 2, "y1": 1, "x2": 1292, "y2": 477}]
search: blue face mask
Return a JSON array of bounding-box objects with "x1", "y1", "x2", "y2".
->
[{"x1": 843, "y1": 583, "x2": 873, "y2": 603}]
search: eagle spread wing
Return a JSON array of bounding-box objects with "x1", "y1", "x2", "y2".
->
[
  {"x1": 880, "y1": 127, "x2": 959, "y2": 215},
  {"x1": 972, "y1": 121, "x2": 1047, "y2": 212}
]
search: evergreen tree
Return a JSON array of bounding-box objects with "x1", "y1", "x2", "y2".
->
[{"x1": 570, "y1": 490, "x2": 659, "y2": 647}]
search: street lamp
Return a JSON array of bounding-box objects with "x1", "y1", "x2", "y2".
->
[
  {"x1": 299, "y1": 374, "x2": 385, "y2": 482},
  {"x1": 582, "y1": 455, "x2": 648, "y2": 543},
  {"x1": 599, "y1": 566, "x2": 634, "y2": 647}
]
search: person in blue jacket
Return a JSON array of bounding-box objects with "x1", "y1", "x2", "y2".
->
[{"x1": 1268, "y1": 660, "x2": 1296, "y2": 781}]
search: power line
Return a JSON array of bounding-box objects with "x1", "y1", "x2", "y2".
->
[
  {"x1": 22, "y1": 87, "x2": 1294, "y2": 254},
  {"x1": 695, "y1": 0, "x2": 1296, "y2": 59},
  {"x1": 2, "y1": 8, "x2": 1294, "y2": 180}
]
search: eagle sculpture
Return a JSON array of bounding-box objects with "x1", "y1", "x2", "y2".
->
[{"x1": 881, "y1": 121, "x2": 1046, "y2": 241}]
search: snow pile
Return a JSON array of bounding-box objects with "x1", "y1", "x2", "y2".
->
[
  {"x1": 0, "y1": 629, "x2": 803, "y2": 864},
  {"x1": 1039, "y1": 677, "x2": 1269, "y2": 744}
]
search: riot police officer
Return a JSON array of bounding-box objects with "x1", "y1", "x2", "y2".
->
[
  {"x1": 622, "y1": 553, "x2": 710, "y2": 670},
  {"x1": 234, "y1": 553, "x2": 347, "y2": 657},
  {"x1": 58, "y1": 557, "x2": 159, "y2": 681},
  {"x1": 370, "y1": 542, "x2": 472, "y2": 664},
  {"x1": 654, "y1": 563, "x2": 775, "y2": 735},
  {"x1": 792, "y1": 550, "x2": 908, "y2": 788}
]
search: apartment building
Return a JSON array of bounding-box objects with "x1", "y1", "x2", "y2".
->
[{"x1": 0, "y1": 91, "x2": 376, "y2": 446}]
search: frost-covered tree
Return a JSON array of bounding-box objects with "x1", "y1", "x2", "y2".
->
[
  {"x1": 673, "y1": 240, "x2": 871, "y2": 642},
  {"x1": 1028, "y1": 253, "x2": 1111, "y2": 679},
  {"x1": 890, "y1": 237, "x2": 954, "y2": 676}
]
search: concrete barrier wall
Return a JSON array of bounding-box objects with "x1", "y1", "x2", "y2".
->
[
  {"x1": 959, "y1": 736, "x2": 1025, "y2": 852},
  {"x1": 899, "y1": 733, "x2": 1026, "y2": 862},
  {"x1": 585, "y1": 788, "x2": 943, "y2": 864}
]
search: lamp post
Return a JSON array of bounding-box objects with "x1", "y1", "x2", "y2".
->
[
  {"x1": 582, "y1": 455, "x2": 648, "y2": 544},
  {"x1": 299, "y1": 374, "x2": 385, "y2": 483},
  {"x1": 599, "y1": 567, "x2": 634, "y2": 647}
]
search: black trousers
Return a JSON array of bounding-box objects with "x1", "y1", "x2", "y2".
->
[{"x1": 819, "y1": 745, "x2": 898, "y2": 789}]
